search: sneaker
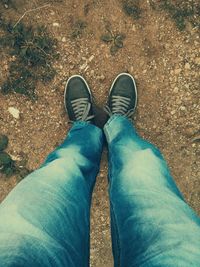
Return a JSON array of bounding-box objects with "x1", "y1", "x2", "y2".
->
[
  {"x1": 64, "y1": 75, "x2": 94, "y2": 123},
  {"x1": 104, "y1": 73, "x2": 137, "y2": 119}
]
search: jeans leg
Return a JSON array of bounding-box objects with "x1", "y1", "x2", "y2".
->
[
  {"x1": 0, "y1": 122, "x2": 103, "y2": 267},
  {"x1": 104, "y1": 115, "x2": 200, "y2": 267}
]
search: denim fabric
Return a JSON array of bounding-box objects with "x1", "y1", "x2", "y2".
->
[
  {"x1": 0, "y1": 122, "x2": 103, "y2": 267},
  {"x1": 104, "y1": 115, "x2": 200, "y2": 267},
  {"x1": 0, "y1": 116, "x2": 199, "y2": 267}
]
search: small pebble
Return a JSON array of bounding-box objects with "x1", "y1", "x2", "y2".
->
[
  {"x1": 173, "y1": 87, "x2": 179, "y2": 93},
  {"x1": 79, "y1": 63, "x2": 88, "y2": 70},
  {"x1": 180, "y1": 106, "x2": 186, "y2": 111},
  {"x1": 185, "y1": 63, "x2": 190, "y2": 70},
  {"x1": 132, "y1": 25, "x2": 136, "y2": 32},
  {"x1": 8, "y1": 107, "x2": 20, "y2": 119},
  {"x1": 195, "y1": 58, "x2": 200, "y2": 65},
  {"x1": 174, "y1": 68, "x2": 181, "y2": 75},
  {"x1": 53, "y1": 22, "x2": 60, "y2": 27},
  {"x1": 184, "y1": 127, "x2": 194, "y2": 137},
  {"x1": 98, "y1": 75, "x2": 105, "y2": 81},
  {"x1": 88, "y1": 55, "x2": 94, "y2": 62},
  {"x1": 61, "y1": 37, "x2": 66, "y2": 42}
]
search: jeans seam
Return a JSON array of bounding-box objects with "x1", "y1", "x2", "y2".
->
[
  {"x1": 109, "y1": 149, "x2": 121, "y2": 267},
  {"x1": 110, "y1": 202, "x2": 121, "y2": 267}
]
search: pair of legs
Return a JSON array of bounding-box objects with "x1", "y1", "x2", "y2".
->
[{"x1": 0, "y1": 74, "x2": 199, "y2": 266}]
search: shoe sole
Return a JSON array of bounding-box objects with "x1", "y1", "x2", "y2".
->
[
  {"x1": 109, "y1": 72, "x2": 138, "y2": 112},
  {"x1": 64, "y1": 75, "x2": 92, "y2": 112}
]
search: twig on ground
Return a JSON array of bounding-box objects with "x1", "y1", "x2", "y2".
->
[{"x1": 13, "y1": 3, "x2": 51, "y2": 28}]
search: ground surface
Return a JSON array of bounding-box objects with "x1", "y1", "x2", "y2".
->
[{"x1": 0, "y1": 1, "x2": 200, "y2": 266}]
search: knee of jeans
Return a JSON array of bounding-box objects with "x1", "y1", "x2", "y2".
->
[
  {"x1": 114, "y1": 136, "x2": 163, "y2": 159},
  {"x1": 25, "y1": 156, "x2": 85, "y2": 191},
  {"x1": 44, "y1": 144, "x2": 81, "y2": 162},
  {"x1": 113, "y1": 148, "x2": 167, "y2": 192},
  {"x1": 42, "y1": 145, "x2": 88, "y2": 174}
]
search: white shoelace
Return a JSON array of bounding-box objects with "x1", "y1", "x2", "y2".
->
[
  {"x1": 104, "y1": 95, "x2": 134, "y2": 118},
  {"x1": 71, "y1": 98, "x2": 94, "y2": 122}
]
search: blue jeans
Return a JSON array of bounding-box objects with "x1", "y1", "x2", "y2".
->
[{"x1": 0, "y1": 115, "x2": 199, "y2": 267}]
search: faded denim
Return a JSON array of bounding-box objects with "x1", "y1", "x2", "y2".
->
[
  {"x1": 0, "y1": 115, "x2": 199, "y2": 267},
  {"x1": 104, "y1": 115, "x2": 200, "y2": 267}
]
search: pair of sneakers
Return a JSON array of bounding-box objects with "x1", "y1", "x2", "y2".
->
[{"x1": 64, "y1": 73, "x2": 137, "y2": 124}]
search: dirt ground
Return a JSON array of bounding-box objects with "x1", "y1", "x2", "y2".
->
[{"x1": 0, "y1": 1, "x2": 200, "y2": 266}]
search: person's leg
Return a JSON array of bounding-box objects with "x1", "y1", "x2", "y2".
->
[
  {"x1": 104, "y1": 73, "x2": 200, "y2": 267},
  {"x1": 105, "y1": 116, "x2": 200, "y2": 267},
  {"x1": 0, "y1": 76, "x2": 103, "y2": 267}
]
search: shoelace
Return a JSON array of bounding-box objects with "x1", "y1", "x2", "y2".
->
[
  {"x1": 104, "y1": 95, "x2": 134, "y2": 119},
  {"x1": 70, "y1": 98, "x2": 94, "y2": 122}
]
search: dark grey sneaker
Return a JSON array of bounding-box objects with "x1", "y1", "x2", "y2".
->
[
  {"x1": 64, "y1": 75, "x2": 94, "y2": 123},
  {"x1": 104, "y1": 73, "x2": 137, "y2": 119}
]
